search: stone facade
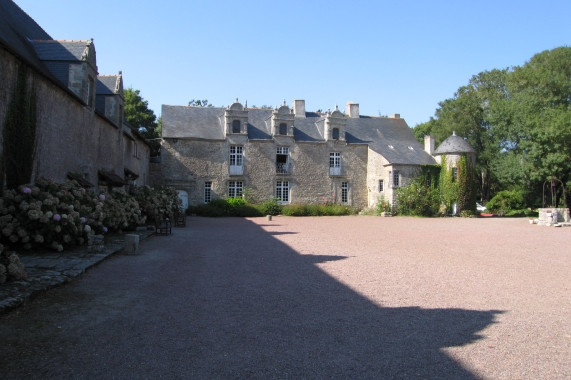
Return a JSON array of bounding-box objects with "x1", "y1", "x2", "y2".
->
[
  {"x1": 0, "y1": 1, "x2": 150, "y2": 192},
  {"x1": 160, "y1": 100, "x2": 441, "y2": 210}
]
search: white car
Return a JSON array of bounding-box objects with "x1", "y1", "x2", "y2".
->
[{"x1": 476, "y1": 202, "x2": 487, "y2": 212}]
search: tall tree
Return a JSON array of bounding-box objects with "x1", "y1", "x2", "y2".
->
[
  {"x1": 124, "y1": 88, "x2": 160, "y2": 156},
  {"x1": 504, "y1": 47, "x2": 571, "y2": 206},
  {"x1": 413, "y1": 47, "x2": 570, "y2": 207}
]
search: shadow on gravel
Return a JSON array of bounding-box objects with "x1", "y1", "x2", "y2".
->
[
  {"x1": 184, "y1": 218, "x2": 502, "y2": 379},
  {"x1": 0, "y1": 217, "x2": 502, "y2": 379}
]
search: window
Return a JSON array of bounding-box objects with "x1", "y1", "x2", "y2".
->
[
  {"x1": 204, "y1": 181, "x2": 212, "y2": 203},
  {"x1": 87, "y1": 77, "x2": 94, "y2": 108},
  {"x1": 341, "y1": 182, "x2": 348, "y2": 203},
  {"x1": 332, "y1": 128, "x2": 340, "y2": 140},
  {"x1": 379, "y1": 179, "x2": 384, "y2": 192},
  {"x1": 329, "y1": 152, "x2": 341, "y2": 176},
  {"x1": 392, "y1": 171, "x2": 400, "y2": 187},
  {"x1": 276, "y1": 147, "x2": 289, "y2": 174},
  {"x1": 276, "y1": 181, "x2": 289, "y2": 202},
  {"x1": 426, "y1": 176, "x2": 431, "y2": 187},
  {"x1": 229, "y1": 145, "x2": 243, "y2": 174},
  {"x1": 228, "y1": 181, "x2": 243, "y2": 198},
  {"x1": 232, "y1": 120, "x2": 241, "y2": 133},
  {"x1": 279, "y1": 123, "x2": 287, "y2": 135},
  {"x1": 452, "y1": 168, "x2": 458, "y2": 182},
  {"x1": 132, "y1": 140, "x2": 139, "y2": 158}
]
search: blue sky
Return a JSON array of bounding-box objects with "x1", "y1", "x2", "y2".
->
[{"x1": 14, "y1": 0, "x2": 570, "y2": 127}]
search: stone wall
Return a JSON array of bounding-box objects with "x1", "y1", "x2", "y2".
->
[
  {"x1": 366, "y1": 149, "x2": 422, "y2": 207},
  {"x1": 160, "y1": 137, "x2": 369, "y2": 208},
  {"x1": 0, "y1": 46, "x2": 148, "y2": 190}
]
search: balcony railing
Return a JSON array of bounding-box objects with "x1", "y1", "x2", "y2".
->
[
  {"x1": 229, "y1": 165, "x2": 243, "y2": 175},
  {"x1": 329, "y1": 166, "x2": 342, "y2": 176},
  {"x1": 276, "y1": 162, "x2": 290, "y2": 174}
]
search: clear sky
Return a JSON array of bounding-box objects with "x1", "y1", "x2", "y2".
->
[{"x1": 13, "y1": 0, "x2": 570, "y2": 127}]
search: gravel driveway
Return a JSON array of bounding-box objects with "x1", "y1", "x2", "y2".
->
[{"x1": 0, "y1": 216, "x2": 569, "y2": 379}]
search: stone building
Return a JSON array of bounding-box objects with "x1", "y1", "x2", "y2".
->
[
  {"x1": 0, "y1": 0, "x2": 150, "y2": 192},
  {"x1": 161, "y1": 99, "x2": 441, "y2": 209}
]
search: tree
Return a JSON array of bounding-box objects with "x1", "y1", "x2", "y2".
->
[
  {"x1": 124, "y1": 88, "x2": 160, "y2": 156},
  {"x1": 413, "y1": 69, "x2": 508, "y2": 202},
  {"x1": 504, "y1": 47, "x2": 571, "y2": 206},
  {"x1": 413, "y1": 47, "x2": 570, "y2": 207},
  {"x1": 188, "y1": 99, "x2": 213, "y2": 107}
]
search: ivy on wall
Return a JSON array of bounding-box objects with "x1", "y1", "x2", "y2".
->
[
  {"x1": 439, "y1": 155, "x2": 476, "y2": 215},
  {"x1": 2, "y1": 63, "x2": 37, "y2": 189}
]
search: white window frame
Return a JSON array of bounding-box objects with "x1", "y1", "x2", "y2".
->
[
  {"x1": 229, "y1": 145, "x2": 243, "y2": 175},
  {"x1": 204, "y1": 181, "x2": 212, "y2": 203},
  {"x1": 228, "y1": 181, "x2": 243, "y2": 198},
  {"x1": 330, "y1": 152, "x2": 341, "y2": 176},
  {"x1": 276, "y1": 147, "x2": 289, "y2": 174},
  {"x1": 275, "y1": 180, "x2": 290, "y2": 203}
]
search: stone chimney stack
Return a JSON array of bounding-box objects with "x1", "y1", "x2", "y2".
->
[
  {"x1": 347, "y1": 102, "x2": 359, "y2": 118},
  {"x1": 292, "y1": 99, "x2": 306, "y2": 118},
  {"x1": 424, "y1": 135, "x2": 435, "y2": 155}
]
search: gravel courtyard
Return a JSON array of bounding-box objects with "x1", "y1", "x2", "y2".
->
[{"x1": 0, "y1": 216, "x2": 569, "y2": 379}]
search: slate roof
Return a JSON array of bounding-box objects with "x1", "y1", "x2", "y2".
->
[
  {"x1": 97, "y1": 75, "x2": 120, "y2": 95},
  {"x1": 162, "y1": 105, "x2": 437, "y2": 166},
  {"x1": 31, "y1": 40, "x2": 90, "y2": 61},
  {"x1": 434, "y1": 131, "x2": 476, "y2": 155},
  {"x1": 0, "y1": 0, "x2": 52, "y2": 75}
]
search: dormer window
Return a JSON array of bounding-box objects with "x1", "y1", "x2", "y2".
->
[
  {"x1": 87, "y1": 76, "x2": 94, "y2": 108},
  {"x1": 279, "y1": 123, "x2": 287, "y2": 135},
  {"x1": 332, "y1": 128, "x2": 340, "y2": 140},
  {"x1": 232, "y1": 120, "x2": 241, "y2": 133}
]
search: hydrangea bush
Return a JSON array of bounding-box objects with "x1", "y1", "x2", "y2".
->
[{"x1": 0, "y1": 178, "x2": 181, "y2": 252}]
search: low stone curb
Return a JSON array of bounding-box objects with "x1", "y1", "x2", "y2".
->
[{"x1": 0, "y1": 230, "x2": 154, "y2": 315}]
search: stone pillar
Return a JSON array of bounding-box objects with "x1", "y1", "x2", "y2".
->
[{"x1": 125, "y1": 234, "x2": 140, "y2": 255}]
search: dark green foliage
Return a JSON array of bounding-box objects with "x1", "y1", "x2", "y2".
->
[
  {"x1": 186, "y1": 198, "x2": 262, "y2": 217},
  {"x1": 395, "y1": 175, "x2": 440, "y2": 217},
  {"x1": 485, "y1": 190, "x2": 525, "y2": 213},
  {"x1": 456, "y1": 157, "x2": 477, "y2": 214},
  {"x1": 124, "y1": 88, "x2": 160, "y2": 156},
  {"x1": 3, "y1": 64, "x2": 37, "y2": 189},
  {"x1": 260, "y1": 198, "x2": 283, "y2": 216},
  {"x1": 281, "y1": 203, "x2": 356, "y2": 216},
  {"x1": 438, "y1": 156, "x2": 476, "y2": 215},
  {"x1": 412, "y1": 47, "x2": 570, "y2": 207}
]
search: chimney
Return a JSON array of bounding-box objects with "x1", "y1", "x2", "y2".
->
[
  {"x1": 346, "y1": 102, "x2": 359, "y2": 118},
  {"x1": 292, "y1": 99, "x2": 306, "y2": 118},
  {"x1": 389, "y1": 113, "x2": 401, "y2": 119},
  {"x1": 424, "y1": 135, "x2": 435, "y2": 155}
]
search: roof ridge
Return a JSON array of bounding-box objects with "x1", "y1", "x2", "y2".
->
[{"x1": 32, "y1": 39, "x2": 90, "y2": 43}]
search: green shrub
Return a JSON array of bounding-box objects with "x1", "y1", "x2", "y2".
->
[
  {"x1": 261, "y1": 198, "x2": 282, "y2": 216},
  {"x1": 282, "y1": 203, "x2": 356, "y2": 216},
  {"x1": 282, "y1": 204, "x2": 310, "y2": 216},
  {"x1": 376, "y1": 196, "x2": 392, "y2": 215},
  {"x1": 485, "y1": 190, "x2": 525, "y2": 213},
  {"x1": 395, "y1": 177, "x2": 440, "y2": 216}
]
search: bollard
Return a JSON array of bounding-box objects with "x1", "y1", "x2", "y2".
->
[
  {"x1": 125, "y1": 234, "x2": 140, "y2": 255},
  {"x1": 266, "y1": 215, "x2": 272, "y2": 221}
]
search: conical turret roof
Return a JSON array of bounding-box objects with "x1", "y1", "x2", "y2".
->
[{"x1": 434, "y1": 131, "x2": 475, "y2": 155}]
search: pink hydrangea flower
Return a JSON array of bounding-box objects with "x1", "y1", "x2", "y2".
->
[
  {"x1": 22, "y1": 187, "x2": 32, "y2": 194},
  {"x1": 53, "y1": 214, "x2": 61, "y2": 222},
  {"x1": 99, "y1": 194, "x2": 106, "y2": 201}
]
